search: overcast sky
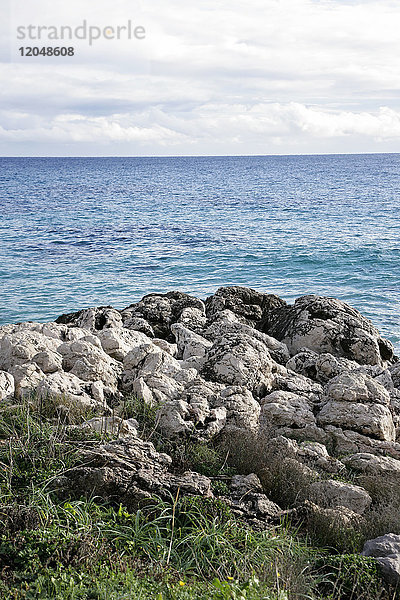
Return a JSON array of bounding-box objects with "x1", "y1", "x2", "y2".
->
[{"x1": 1, "y1": 0, "x2": 400, "y2": 156}]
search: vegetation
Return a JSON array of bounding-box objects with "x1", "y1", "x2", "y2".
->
[{"x1": 0, "y1": 398, "x2": 397, "y2": 599}]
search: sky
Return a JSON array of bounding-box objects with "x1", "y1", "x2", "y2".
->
[{"x1": 1, "y1": 0, "x2": 400, "y2": 156}]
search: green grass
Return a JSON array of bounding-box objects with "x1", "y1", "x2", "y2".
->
[{"x1": 0, "y1": 399, "x2": 396, "y2": 599}]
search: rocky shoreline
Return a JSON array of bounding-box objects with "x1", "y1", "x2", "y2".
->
[{"x1": 2, "y1": 286, "x2": 400, "y2": 587}]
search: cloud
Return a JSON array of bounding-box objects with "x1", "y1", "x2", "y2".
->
[{"x1": 2, "y1": 0, "x2": 400, "y2": 154}]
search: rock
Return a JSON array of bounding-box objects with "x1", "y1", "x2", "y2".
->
[
  {"x1": 0, "y1": 370, "x2": 15, "y2": 401},
  {"x1": 324, "y1": 372, "x2": 390, "y2": 405},
  {"x1": 0, "y1": 330, "x2": 59, "y2": 371},
  {"x1": 264, "y1": 295, "x2": 395, "y2": 366},
  {"x1": 121, "y1": 292, "x2": 205, "y2": 340},
  {"x1": 309, "y1": 479, "x2": 372, "y2": 514},
  {"x1": 213, "y1": 386, "x2": 260, "y2": 435},
  {"x1": 31, "y1": 350, "x2": 63, "y2": 374},
  {"x1": 272, "y1": 368, "x2": 322, "y2": 402},
  {"x1": 36, "y1": 371, "x2": 105, "y2": 412},
  {"x1": 286, "y1": 349, "x2": 360, "y2": 384},
  {"x1": 344, "y1": 453, "x2": 400, "y2": 476},
  {"x1": 55, "y1": 306, "x2": 122, "y2": 330},
  {"x1": 362, "y1": 534, "x2": 400, "y2": 586},
  {"x1": 204, "y1": 313, "x2": 290, "y2": 365},
  {"x1": 81, "y1": 416, "x2": 138, "y2": 436},
  {"x1": 293, "y1": 499, "x2": 362, "y2": 528},
  {"x1": 61, "y1": 437, "x2": 212, "y2": 508},
  {"x1": 202, "y1": 333, "x2": 274, "y2": 395},
  {"x1": 157, "y1": 399, "x2": 193, "y2": 435},
  {"x1": 259, "y1": 390, "x2": 316, "y2": 430},
  {"x1": 390, "y1": 362, "x2": 400, "y2": 390},
  {"x1": 171, "y1": 323, "x2": 212, "y2": 360},
  {"x1": 206, "y1": 286, "x2": 285, "y2": 328},
  {"x1": 156, "y1": 378, "x2": 227, "y2": 439},
  {"x1": 362, "y1": 533, "x2": 400, "y2": 558},
  {"x1": 317, "y1": 401, "x2": 395, "y2": 441},
  {"x1": 58, "y1": 339, "x2": 122, "y2": 390},
  {"x1": 324, "y1": 425, "x2": 400, "y2": 459},
  {"x1": 120, "y1": 315, "x2": 155, "y2": 338},
  {"x1": 231, "y1": 473, "x2": 263, "y2": 495},
  {"x1": 178, "y1": 306, "x2": 207, "y2": 334},
  {"x1": 9, "y1": 363, "x2": 45, "y2": 398},
  {"x1": 96, "y1": 328, "x2": 150, "y2": 361},
  {"x1": 130, "y1": 377, "x2": 155, "y2": 405},
  {"x1": 152, "y1": 339, "x2": 177, "y2": 356}
]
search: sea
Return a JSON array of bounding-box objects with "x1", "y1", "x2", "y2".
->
[{"x1": 1, "y1": 154, "x2": 399, "y2": 352}]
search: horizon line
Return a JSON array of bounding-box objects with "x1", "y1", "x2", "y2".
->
[{"x1": 1, "y1": 151, "x2": 400, "y2": 159}]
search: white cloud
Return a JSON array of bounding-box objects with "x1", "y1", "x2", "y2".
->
[{"x1": 2, "y1": 0, "x2": 400, "y2": 154}]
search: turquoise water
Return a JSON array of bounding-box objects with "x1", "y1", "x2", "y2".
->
[{"x1": 1, "y1": 154, "x2": 399, "y2": 350}]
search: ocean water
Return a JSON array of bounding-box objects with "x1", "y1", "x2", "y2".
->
[{"x1": 1, "y1": 154, "x2": 400, "y2": 351}]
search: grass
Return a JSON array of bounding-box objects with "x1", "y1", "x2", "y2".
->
[{"x1": 0, "y1": 398, "x2": 397, "y2": 599}]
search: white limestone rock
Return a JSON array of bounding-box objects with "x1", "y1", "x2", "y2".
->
[
  {"x1": 324, "y1": 372, "x2": 390, "y2": 405},
  {"x1": 202, "y1": 333, "x2": 274, "y2": 394},
  {"x1": 344, "y1": 452, "x2": 400, "y2": 476},
  {"x1": 0, "y1": 371, "x2": 15, "y2": 401},
  {"x1": 309, "y1": 479, "x2": 372, "y2": 514},
  {"x1": 317, "y1": 400, "x2": 395, "y2": 441},
  {"x1": 259, "y1": 390, "x2": 316, "y2": 430},
  {"x1": 58, "y1": 339, "x2": 122, "y2": 389},
  {"x1": 96, "y1": 328, "x2": 150, "y2": 361},
  {"x1": 171, "y1": 323, "x2": 212, "y2": 360}
]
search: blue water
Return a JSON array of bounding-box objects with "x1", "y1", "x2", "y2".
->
[{"x1": 1, "y1": 155, "x2": 400, "y2": 351}]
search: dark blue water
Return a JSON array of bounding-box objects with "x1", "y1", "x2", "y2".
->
[{"x1": 1, "y1": 155, "x2": 399, "y2": 350}]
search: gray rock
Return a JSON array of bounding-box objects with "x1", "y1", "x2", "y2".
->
[
  {"x1": 324, "y1": 372, "x2": 390, "y2": 405},
  {"x1": 121, "y1": 292, "x2": 205, "y2": 340},
  {"x1": 309, "y1": 479, "x2": 372, "y2": 514},
  {"x1": 202, "y1": 333, "x2": 274, "y2": 395},
  {"x1": 171, "y1": 323, "x2": 212, "y2": 360},
  {"x1": 362, "y1": 534, "x2": 400, "y2": 586},
  {"x1": 213, "y1": 386, "x2": 260, "y2": 435},
  {"x1": 344, "y1": 453, "x2": 400, "y2": 476},
  {"x1": 265, "y1": 295, "x2": 395, "y2": 366},
  {"x1": 0, "y1": 370, "x2": 15, "y2": 401},
  {"x1": 61, "y1": 437, "x2": 212, "y2": 508},
  {"x1": 205, "y1": 286, "x2": 285, "y2": 328},
  {"x1": 318, "y1": 400, "x2": 395, "y2": 442},
  {"x1": 55, "y1": 306, "x2": 122, "y2": 330},
  {"x1": 58, "y1": 339, "x2": 122, "y2": 390},
  {"x1": 260, "y1": 390, "x2": 316, "y2": 430}
]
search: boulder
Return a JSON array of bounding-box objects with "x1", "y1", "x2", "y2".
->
[
  {"x1": 344, "y1": 453, "x2": 400, "y2": 476},
  {"x1": 323, "y1": 372, "x2": 390, "y2": 405},
  {"x1": 286, "y1": 349, "x2": 359, "y2": 384},
  {"x1": 9, "y1": 363, "x2": 45, "y2": 398},
  {"x1": 58, "y1": 339, "x2": 122, "y2": 390},
  {"x1": 201, "y1": 333, "x2": 274, "y2": 395},
  {"x1": 121, "y1": 292, "x2": 205, "y2": 340},
  {"x1": 362, "y1": 534, "x2": 400, "y2": 586},
  {"x1": 55, "y1": 306, "x2": 122, "y2": 330},
  {"x1": 96, "y1": 328, "x2": 150, "y2": 361},
  {"x1": 31, "y1": 350, "x2": 63, "y2": 374},
  {"x1": 171, "y1": 323, "x2": 212, "y2": 360},
  {"x1": 264, "y1": 295, "x2": 394, "y2": 366},
  {"x1": 81, "y1": 416, "x2": 138, "y2": 437},
  {"x1": 0, "y1": 330, "x2": 59, "y2": 370},
  {"x1": 36, "y1": 371, "x2": 105, "y2": 411},
  {"x1": 213, "y1": 386, "x2": 260, "y2": 435},
  {"x1": 204, "y1": 313, "x2": 290, "y2": 365},
  {"x1": 317, "y1": 401, "x2": 395, "y2": 441},
  {"x1": 309, "y1": 479, "x2": 371, "y2": 514},
  {"x1": 0, "y1": 371, "x2": 15, "y2": 401},
  {"x1": 61, "y1": 437, "x2": 212, "y2": 508},
  {"x1": 205, "y1": 286, "x2": 285, "y2": 328},
  {"x1": 259, "y1": 390, "x2": 316, "y2": 430}
]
